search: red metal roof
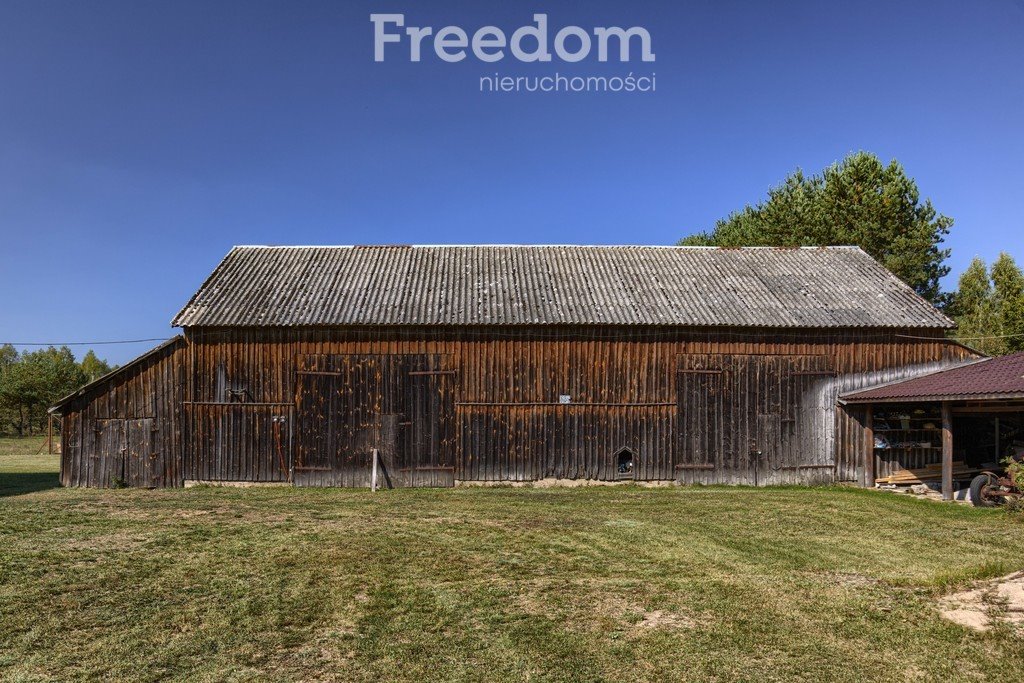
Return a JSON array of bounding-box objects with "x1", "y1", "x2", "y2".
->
[{"x1": 842, "y1": 352, "x2": 1024, "y2": 403}]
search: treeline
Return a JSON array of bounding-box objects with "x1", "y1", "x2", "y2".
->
[
  {"x1": 947, "y1": 254, "x2": 1024, "y2": 355},
  {"x1": 0, "y1": 346, "x2": 116, "y2": 436},
  {"x1": 680, "y1": 151, "x2": 1022, "y2": 354}
]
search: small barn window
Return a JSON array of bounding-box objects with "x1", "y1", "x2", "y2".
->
[
  {"x1": 215, "y1": 363, "x2": 228, "y2": 402},
  {"x1": 615, "y1": 447, "x2": 636, "y2": 479}
]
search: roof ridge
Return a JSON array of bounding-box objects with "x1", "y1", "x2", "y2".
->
[{"x1": 231, "y1": 244, "x2": 868, "y2": 250}]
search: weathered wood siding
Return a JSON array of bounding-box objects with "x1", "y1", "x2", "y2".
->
[
  {"x1": 291, "y1": 354, "x2": 455, "y2": 487},
  {"x1": 59, "y1": 338, "x2": 186, "y2": 488},
  {"x1": 173, "y1": 326, "x2": 975, "y2": 486},
  {"x1": 676, "y1": 353, "x2": 837, "y2": 485},
  {"x1": 57, "y1": 326, "x2": 977, "y2": 488},
  {"x1": 184, "y1": 404, "x2": 290, "y2": 483}
]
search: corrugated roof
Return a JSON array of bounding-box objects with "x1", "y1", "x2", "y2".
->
[
  {"x1": 842, "y1": 352, "x2": 1024, "y2": 403},
  {"x1": 171, "y1": 245, "x2": 953, "y2": 329}
]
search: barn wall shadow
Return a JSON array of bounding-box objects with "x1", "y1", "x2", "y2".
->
[{"x1": 0, "y1": 471, "x2": 60, "y2": 497}]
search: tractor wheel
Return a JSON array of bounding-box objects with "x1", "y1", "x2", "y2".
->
[{"x1": 970, "y1": 474, "x2": 1001, "y2": 508}]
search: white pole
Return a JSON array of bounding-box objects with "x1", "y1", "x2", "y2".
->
[{"x1": 371, "y1": 448, "x2": 379, "y2": 492}]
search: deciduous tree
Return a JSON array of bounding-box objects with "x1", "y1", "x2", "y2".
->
[
  {"x1": 991, "y1": 253, "x2": 1024, "y2": 353},
  {"x1": 0, "y1": 346, "x2": 86, "y2": 435},
  {"x1": 80, "y1": 350, "x2": 113, "y2": 382}
]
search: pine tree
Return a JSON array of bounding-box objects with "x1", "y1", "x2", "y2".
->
[{"x1": 680, "y1": 152, "x2": 952, "y2": 304}]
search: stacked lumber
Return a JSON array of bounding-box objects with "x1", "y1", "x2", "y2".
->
[{"x1": 875, "y1": 461, "x2": 981, "y2": 486}]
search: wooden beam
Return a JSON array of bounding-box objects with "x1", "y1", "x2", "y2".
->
[
  {"x1": 942, "y1": 402, "x2": 953, "y2": 501},
  {"x1": 995, "y1": 416, "x2": 1001, "y2": 461},
  {"x1": 952, "y1": 405, "x2": 1024, "y2": 414},
  {"x1": 182, "y1": 401, "x2": 293, "y2": 407},
  {"x1": 864, "y1": 404, "x2": 874, "y2": 488},
  {"x1": 456, "y1": 401, "x2": 675, "y2": 407}
]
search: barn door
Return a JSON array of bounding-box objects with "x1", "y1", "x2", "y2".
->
[
  {"x1": 293, "y1": 355, "x2": 379, "y2": 487},
  {"x1": 676, "y1": 356, "x2": 723, "y2": 483},
  {"x1": 293, "y1": 354, "x2": 454, "y2": 487},
  {"x1": 90, "y1": 419, "x2": 125, "y2": 487},
  {"x1": 730, "y1": 354, "x2": 787, "y2": 486},
  {"x1": 125, "y1": 418, "x2": 158, "y2": 488},
  {"x1": 777, "y1": 357, "x2": 835, "y2": 484},
  {"x1": 396, "y1": 357, "x2": 456, "y2": 487},
  {"x1": 677, "y1": 354, "x2": 798, "y2": 485}
]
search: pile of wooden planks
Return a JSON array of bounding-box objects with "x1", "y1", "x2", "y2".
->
[{"x1": 875, "y1": 461, "x2": 981, "y2": 486}]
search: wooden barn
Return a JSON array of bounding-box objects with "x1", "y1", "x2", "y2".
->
[{"x1": 49, "y1": 245, "x2": 978, "y2": 489}]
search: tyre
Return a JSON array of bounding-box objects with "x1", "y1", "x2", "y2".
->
[{"x1": 970, "y1": 474, "x2": 1000, "y2": 508}]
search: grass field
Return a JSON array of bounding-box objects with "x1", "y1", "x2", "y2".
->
[
  {"x1": 1, "y1": 438, "x2": 1023, "y2": 682},
  {"x1": 0, "y1": 435, "x2": 56, "y2": 497}
]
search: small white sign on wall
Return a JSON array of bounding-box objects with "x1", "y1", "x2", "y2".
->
[{"x1": 559, "y1": 395, "x2": 571, "y2": 404}]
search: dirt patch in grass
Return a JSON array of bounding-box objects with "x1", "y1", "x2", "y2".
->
[
  {"x1": 513, "y1": 578, "x2": 705, "y2": 637},
  {"x1": 939, "y1": 571, "x2": 1024, "y2": 631},
  {"x1": 822, "y1": 571, "x2": 883, "y2": 589},
  {"x1": 632, "y1": 609, "x2": 697, "y2": 632},
  {"x1": 61, "y1": 532, "x2": 152, "y2": 553}
]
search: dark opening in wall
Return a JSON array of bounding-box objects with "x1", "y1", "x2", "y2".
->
[
  {"x1": 615, "y1": 447, "x2": 636, "y2": 479},
  {"x1": 214, "y1": 362, "x2": 253, "y2": 403},
  {"x1": 215, "y1": 363, "x2": 227, "y2": 402}
]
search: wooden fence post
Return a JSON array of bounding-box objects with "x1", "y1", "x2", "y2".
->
[
  {"x1": 864, "y1": 404, "x2": 874, "y2": 488},
  {"x1": 371, "y1": 448, "x2": 379, "y2": 492},
  {"x1": 381, "y1": 415, "x2": 400, "y2": 488},
  {"x1": 942, "y1": 402, "x2": 953, "y2": 501}
]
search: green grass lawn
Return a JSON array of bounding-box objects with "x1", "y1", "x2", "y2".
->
[
  {"x1": 0, "y1": 434, "x2": 50, "y2": 457},
  {"x1": 1, "y1": 440, "x2": 1023, "y2": 682},
  {"x1": 0, "y1": 435, "x2": 58, "y2": 497}
]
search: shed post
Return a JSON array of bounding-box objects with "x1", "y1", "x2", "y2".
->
[
  {"x1": 941, "y1": 402, "x2": 953, "y2": 501},
  {"x1": 864, "y1": 404, "x2": 874, "y2": 487}
]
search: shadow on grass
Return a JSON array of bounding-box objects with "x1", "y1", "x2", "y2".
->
[{"x1": 0, "y1": 471, "x2": 60, "y2": 497}]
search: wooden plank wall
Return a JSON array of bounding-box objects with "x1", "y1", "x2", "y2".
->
[
  {"x1": 59, "y1": 338, "x2": 186, "y2": 488},
  {"x1": 184, "y1": 404, "x2": 290, "y2": 483},
  {"x1": 57, "y1": 327, "x2": 976, "y2": 488},
  {"x1": 675, "y1": 353, "x2": 838, "y2": 485},
  {"x1": 291, "y1": 354, "x2": 454, "y2": 487},
  {"x1": 178, "y1": 326, "x2": 975, "y2": 486}
]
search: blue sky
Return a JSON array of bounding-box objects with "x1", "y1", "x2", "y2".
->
[{"x1": 1, "y1": 0, "x2": 1022, "y2": 364}]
